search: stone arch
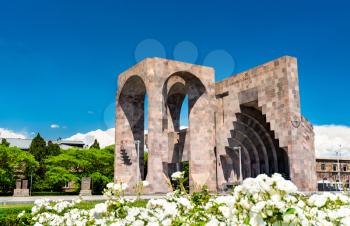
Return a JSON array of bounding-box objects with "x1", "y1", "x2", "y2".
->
[
  {"x1": 115, "y1": 75, "x2": 147, "y2": 186},
  {"x1": 235, "y1": 105, "x2": 289, "y2": 178},
  {"x1": 236, "y1": 111, "x2": 278, "y2": 175},
  {"x1": 115, "y1": 58, "x2": 216, "y2": 193},
  {"x1": 233, "y1": 120, "x2": 269, "y2": 174},
  {"x1": 162, "y1": 71, "x2": 214, "y2": 189},
  {"x1": 228, "y1": 130, "x2": 260, "y2": 176}
]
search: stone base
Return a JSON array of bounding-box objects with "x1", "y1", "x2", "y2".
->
[
  {"x1": 79, "y1": 190, "x2": 92, "y2": 196},
  {"x1": 13, "y1": 189, "x2": 29, "y2": 197}
]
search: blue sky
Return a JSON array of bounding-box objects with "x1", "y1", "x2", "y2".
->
[{"x1": 0, "y1": 0, "x2": 349, "y2": 140}]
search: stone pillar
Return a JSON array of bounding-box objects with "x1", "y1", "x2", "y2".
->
[
  {"x1": 13, "y1": 179, "x2": 29, "y2": 196},
  {"x1": 145, "y1": 69, "x2": 172, "y2": 194}
]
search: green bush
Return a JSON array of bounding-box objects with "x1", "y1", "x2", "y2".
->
[
  {"x1": 31, "y1": 191, "x2": 79, "y2": 196},
  {"x1": 0, "y1": 205, "x2": 33, "y2": 226},
  {"x1": 0, "y1": 192, "x2": 13, "y2": 196}
]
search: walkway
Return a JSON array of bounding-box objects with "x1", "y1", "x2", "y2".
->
[{"x1": 0, "y1": 194, "x2": 165, "y2": 205}]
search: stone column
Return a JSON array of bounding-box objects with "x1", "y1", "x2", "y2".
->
[{"x1": 144, "y1": 66, "x2": 172, "y2": 194}]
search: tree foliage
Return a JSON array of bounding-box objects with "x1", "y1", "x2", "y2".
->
[
  {"x1": 0, "y1": 145, "x2": 38, "y2": 192},
  {"x1": 29, "y1": 133, "x2": 47, "y2": 161},
  {"x1": 47, "y1": 141, "x2": 61, "y2": 156},
  {"x1": 44, "y1": 147, "x2": 114, "y2": 193},
  {"x1": 0, "y1": 138, "x2": 10, "y2": 147},
  {"x1": 90, "y1": 139, "x2": 100, "y2": 149}
]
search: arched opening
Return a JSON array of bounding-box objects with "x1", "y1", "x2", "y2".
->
[
  {"x1": 118, "y1": 75, "x2": 147, "y2": 181},
  {"x1": 162, "y1": 72, "x2": 207, "y2": 189},
  {"x1": 224, "y1": 102, "x2": 290, "y2": 182}
]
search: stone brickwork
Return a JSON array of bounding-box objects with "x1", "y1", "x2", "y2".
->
[{"x1": 114, "y1": 56, "x2": 316, "y2": 193}]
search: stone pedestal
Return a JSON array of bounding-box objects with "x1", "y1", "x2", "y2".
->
[
  {"x1": 13, "y1": 179, "x2": 29, "y2": 196},
  {"x1": 13, "y1": 189, "x2": 29, "y2": 196},
  {"x1": 79, "y1": 177, "x2": 92, "y2": 196}
]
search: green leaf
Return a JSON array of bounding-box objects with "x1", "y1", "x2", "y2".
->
[
  {"x1": 285, "y1": 208, "x2": 296, "y2": 215},
  {"x1": 244, "y1": 216, "x2": 250, "y2": 225}
]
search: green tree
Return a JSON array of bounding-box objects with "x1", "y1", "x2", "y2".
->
[
  {"x1": 90, "y1": 139, "x2": 100, "y2": 149},
  {"x1": 29, "y1": 133, "x2": 47, "y2": 161},
  {"x1": 47, "y1": 141, "x2": 61, "y2": 156},
  {"x1": 44, "y1": 147, "x2": 114, "y2": 193},
  {"x1": 0, "y1": 138, "x2": 10, "y2": 147},
  {"x1": 0, "y1": 145, "x2": 38, "y2": 192}
]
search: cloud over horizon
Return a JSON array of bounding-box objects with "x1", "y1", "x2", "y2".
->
[
  {"x1": 314, "y1": 125, "x2": 350, "y2": 157},
  {"x1": 66, "y1": 128, "x2": 115, "y2": 148},
  {"x1": 0, "y1": 128, "x2": 27, "y2": 139}
]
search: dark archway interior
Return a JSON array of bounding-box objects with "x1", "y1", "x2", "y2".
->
[
  {"x1": 223, "y1": 103, "x2": 290, "y2": 182},
  {"x1": 119, "y1": 75, "x2": 147, "y2": 179}
]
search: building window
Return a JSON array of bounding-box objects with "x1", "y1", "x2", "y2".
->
[
  {"x1": 333, "y1": 164, "x2": 337, "y2": 171},
  {"x1": 321, "y1": 163, "x2": 325, "y2": 170},
  {"x1": 343, "y1": 165, "x2": 348, "y2": 172}
]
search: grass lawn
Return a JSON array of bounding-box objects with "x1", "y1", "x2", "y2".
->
[{"x1": 0, "y1": 199, "x2": 148, "y2": 225}]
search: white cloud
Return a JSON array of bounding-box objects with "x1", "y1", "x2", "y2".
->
[
  {"x1": 66, "y1": 128, "x2": 115, "y2": 148},
  {"x1": 0, "y1": 128, "x2": 26, "y2": 139},
  {"x1": 315, "y1": 125, "x2": 350, "y2": 157},
  {"x1": 50, "y1": 124, "x2": 60, "y2": 129}
]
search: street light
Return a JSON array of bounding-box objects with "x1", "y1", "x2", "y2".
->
[
  {"x1": 336, "y1": 145, "x2": 342, "y2": 191},
  {"x1": 29, "y1": 165, "x2": 34, "y2": 196},
  {"x1": 135, "y1": 140, "x2": 141, "y2": 185},
  {"x1": 232, "y1": 146, "x2": 243, "y2": 184}
]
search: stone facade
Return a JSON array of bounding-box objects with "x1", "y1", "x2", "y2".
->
[
  {"x1": 114, "y1": 56, "x2": 316, "y2": 193},
  {"x1": 316, "y1": 157, "x2": 350, "y2": 190}
]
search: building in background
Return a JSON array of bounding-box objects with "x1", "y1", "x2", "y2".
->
[
  {"x1": 5, "y1": 138, "x2": 85, "y2": 150},
  {"x1": 316, "y1": 157, "x2": 350, "y2": 191}
]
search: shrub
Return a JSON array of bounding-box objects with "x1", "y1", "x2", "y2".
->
[{"x1": 18, "y1": 173, "x2": 350, "y2": 225}]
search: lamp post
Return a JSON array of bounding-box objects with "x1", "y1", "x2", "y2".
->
[
  {"x1": 29, "y1": 165, "x2": 34, "y2": 196},
  {"x1": 135, "y1": 140, "x2": 141, "y2": 184},
  {"x1": 336, "y1": 145, "x2": 342, "y2": 191},
  {"x1": 232, "y1": 146, "x2": 243, "y2": 184}
]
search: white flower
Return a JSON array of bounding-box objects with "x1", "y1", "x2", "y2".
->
[
  {"x1": 249, "y1": 213, "x2": 266, "y2": 226},
  {"x1": 251, "y1": 201, "x2": 266, "y2": 213},
  {"x1": 218, "y1": 206, "x2": 231, "y2": 218},
  {"x1": 171, "y1": 171, "x2": 184, "y2": 180},
  {"x1": 177, "y1": 197, "x2": 192, "y2": 208},
  {"x1": 18, "y1": 210, "x2": 25, "y2": 218},
  {"x1": 132, "y1": 220, "x2": 144, "y2": 226},
  {"x1": 94, "y1": 203, "x2": 108, "y2": 214},
  {"x1": 121, "y1": 183, "x2": 129, "y2": 190},
  {"x1": 142, "y1": 180, "x2": 150, "y2": 187},
  {"x1": 106, "y1": 182, "x2": 114, "y2": 189},
  {"x1": 206, "y1": 217, "x2": 221, "y2": 226},
  {"x1": 27, "y1": 174, "x2": 350, "y2": 226},
  {"x1": 113, "y1": 183, "x2": 121, "y2": 190}
]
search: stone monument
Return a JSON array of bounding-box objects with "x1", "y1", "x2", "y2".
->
[
  {"x1": 79, "y1": 177, "x2": 92, "y2": 195},
  {"x1": 13, "y1": 179, "x2": 29, "y2": 196},
  {"x1": 114, "y1": 56, "x2": 316, "y2": 193}
]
